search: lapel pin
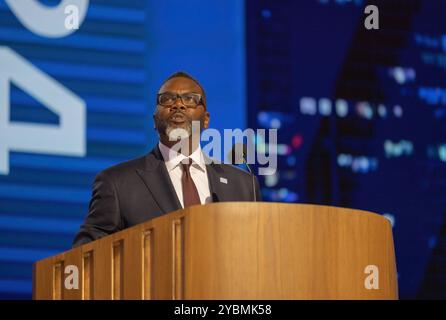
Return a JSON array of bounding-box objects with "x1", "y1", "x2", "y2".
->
[{"x1": 220, "y1": 177, "x2": 228, "y2": 184}]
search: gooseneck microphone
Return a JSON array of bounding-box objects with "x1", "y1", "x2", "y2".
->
[
  {"x1": 229, "y1": 143, "x2": 258, "y2": 202},
  {"x1": 242, "y1": 156, "x2": 257, "y2": 202}
]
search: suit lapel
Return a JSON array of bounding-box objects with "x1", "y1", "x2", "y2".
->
[{"x1": 136, "y1": 146, "x2": 182, "y2": 214}]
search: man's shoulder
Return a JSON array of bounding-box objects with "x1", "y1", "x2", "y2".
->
[{"x1": 97, "y1": 155, "x2": 147, "y2": 180}]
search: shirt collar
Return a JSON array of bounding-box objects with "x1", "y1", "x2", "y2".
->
[{"x1": 158, "y1": 141, "x2": 206, "y2": 172}]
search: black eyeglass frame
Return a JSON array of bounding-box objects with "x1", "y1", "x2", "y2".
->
[{"x1": 157, "y1": 92, "x2": 205, "y2": 108}]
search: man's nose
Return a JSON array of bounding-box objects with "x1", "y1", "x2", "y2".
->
[{"x1": 171, "y1": 96, "x2": 187, "y2": 110}]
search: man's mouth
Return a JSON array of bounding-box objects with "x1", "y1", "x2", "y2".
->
[{"x1": 169, "y1": 113, "x2": 187, "y2": 124}]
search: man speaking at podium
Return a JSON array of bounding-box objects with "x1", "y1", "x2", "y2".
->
[{"x1": 73, "y1": 72, "x2": 261, "y2": 247}]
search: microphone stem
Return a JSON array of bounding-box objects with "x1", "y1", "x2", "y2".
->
[{"x1": 243, "y1": 158, "x2": 257, "y2": 202}]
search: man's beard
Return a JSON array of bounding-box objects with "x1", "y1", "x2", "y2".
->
[
  {"x1": 155, "y1": 112, "x2": 202, "y2": 142},
  {"x1": 166, "y1": 122, "x2": 192, "y2": 141}
]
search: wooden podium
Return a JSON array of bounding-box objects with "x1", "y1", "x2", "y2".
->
[{"x1": 33, "y1": 202, "x2": 398, "y2": 300}]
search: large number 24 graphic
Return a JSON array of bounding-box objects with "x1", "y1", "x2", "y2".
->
[{"x1": 0, "y1": 0, "x2": 89, "y2": 175}]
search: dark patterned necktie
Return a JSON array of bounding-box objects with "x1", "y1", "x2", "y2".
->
[{"x1": 181, "y1": 162, "x2": 201, "y2": 207}]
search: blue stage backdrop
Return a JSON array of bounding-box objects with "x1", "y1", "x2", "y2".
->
[
  {"x1": 0, "y1": 0, "x2": 246, "y2": 299},
  {"x1": 246, "y1": 0, "x2": 446, "y2": 299}
]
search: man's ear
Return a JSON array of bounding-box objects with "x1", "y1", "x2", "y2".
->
[
  {"x1": 153, "y1": 114, "x2": 157, "y2": 130},
  {"x1": 204, "y1": 111, "x2": 210, "y2": 129}
]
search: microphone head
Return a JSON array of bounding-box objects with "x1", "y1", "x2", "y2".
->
[{"x1": 227, "y1": 142, "x2": 247, "y2": 164}]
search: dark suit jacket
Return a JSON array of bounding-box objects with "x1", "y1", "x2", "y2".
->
[{"x1": 73, "y1": 145, "x2": 261, "y2": 247}]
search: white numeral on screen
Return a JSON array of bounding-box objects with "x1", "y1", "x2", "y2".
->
[
  {"x1": 0, "y1": 47, "x2": 86, "y2": 175},
  {"x1": 5, "y1": 0, "x2": 89, "y2": 38}
]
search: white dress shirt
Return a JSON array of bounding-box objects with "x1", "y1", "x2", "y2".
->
[{"x1": 158, "y1": 142, "x2": 212, "y2": 208}]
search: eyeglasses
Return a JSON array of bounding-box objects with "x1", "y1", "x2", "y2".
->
[{"x1": 157, "y1": 92, "x2": 204, "y2": 108}]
